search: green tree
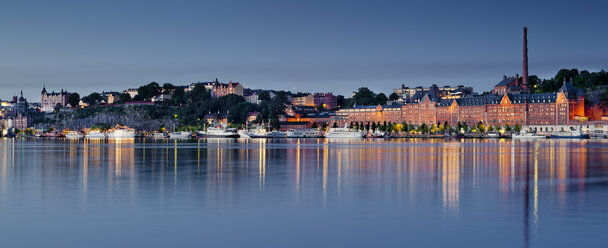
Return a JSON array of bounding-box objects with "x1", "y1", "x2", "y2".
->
[
  {"x1": 514, "y1": 124, "x2": 522, "y2": 133},
  {"x1": 477, "y1": 121, "x2": 486, "y2": 133},
  {"x1": 375, "y1": 93, "x2": 388, "y2": 105},
  {"x1": 389, "y1": 92, "x2": 400, "y2": 101},
  {"x1": 118, "y1": 92, "x2": 131, "y2": 103},
  {"x1": 172, "y1": 87, "x2": 186, "y2": 105},
  {"x1": 83, "y1": 92, "x2": 103, "y2": 105},
  {"x1": 67, "y1": 93, "x2": 80, "y2": 107},
  {"x1": 137, "y1": 82, "x2": 161, "y2": 101},
  {"x1": 258, "y1": 91, "x2": 271, "y2": 102},
  {"x1": 353, "y1": 87, "x2": 377, "y2": 106},
  {"x1": 505, "y1": 123, "x2": 512, "y2": 132}
]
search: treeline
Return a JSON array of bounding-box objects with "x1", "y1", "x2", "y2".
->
[
  {"x1": 530, "y1": 69, "x2": 608, "y2": 93},
  {"x1": 348, "y1": 121, "x2": 522, "y2": 134},
  {"x1": 62, "y1": 83, "x2": 291, "y2": 129},
  {"x1": 338, "y1": 87, "x2": 389, "y2": 108}
]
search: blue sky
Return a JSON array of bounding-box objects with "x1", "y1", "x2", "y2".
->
[{"x1": 1, "y1": 0, "x2": 606, "y2": 101}]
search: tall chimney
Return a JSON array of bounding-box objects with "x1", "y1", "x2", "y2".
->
[{"x1": 523, "y1": 27, "x2": 529, "y2": 87}]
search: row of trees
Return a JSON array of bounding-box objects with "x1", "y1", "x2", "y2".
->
[{"x1": 347, "y1": 121, "x2": 522, "y2": 134}]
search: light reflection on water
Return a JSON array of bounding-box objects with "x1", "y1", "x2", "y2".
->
[{"x1": 0, "y1": 138, "x2": 607, "y2": 248}]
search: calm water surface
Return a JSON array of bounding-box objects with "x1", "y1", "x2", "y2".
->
[{"x1": 0, "y1": 138, "x2": 607, "y2": 247}]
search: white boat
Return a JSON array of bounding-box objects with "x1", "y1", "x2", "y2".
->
[
  {"x1": 286, "y1": 129, "x2": 323, "y2": 138},
  {"x1": 169, "y1": 131, "x2": 192, "y2": 139},
  {"x1": 487, "y1": 132, "x2": 500, "y2": 138},
  {"x1": 85, "y1": 130, "x2": 107, "y2": 139},
  {"x1": 550, "y1": 129, "x2": 589, "y2": 139},
  {"x1": 152, "y1": 132, "x2": 167, "y2": 139},
  {"x1": 368, "y1": 130, "x2": 386, "y2": 138},
  {"x1": 512, "y1": 130, "x2": 546, "y2": 139},
  {"x1": 238, "y1": 129, "x2": 251, "y2": 138},
  {"x1": 108, "y1": 128, "x2": 135, "y2": 138},
  {"x1": 325, "y1": 126, "x2": 364, "y2": 138},
  {"x1": 65, "y1": 131, "x2": 84, "y2": 139},
  {"x1": 269, "y1": 130, "x2": 286, "y2": 138},
  {"x1": 198, "y1": 125, "x2": 239, "y2": 138}
]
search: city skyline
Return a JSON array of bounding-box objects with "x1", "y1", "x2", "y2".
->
[{"x1": 2, "y1": 0, "x2": 607, "y2": 100}]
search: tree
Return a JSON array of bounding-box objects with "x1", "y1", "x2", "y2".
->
[
  {"x1": 505, "y1": 123, "x2": 512, "y2": 132},
  {"x1": 389, "y1": 92, "x2": 400, "y2": 101},
  {"x1": 333, "y1": 122, "x2": 338, "y2": 128},
  {"x1": 430, "y1": 124, "x2": 437, "y2": 133},
  {"x1": 172, "y1": 87, "x2": 186, "y2": 105},
  {"x1": 258, "y1": 91, "x2": 271, "y2": 102},
  {"x1": 118, "y1": 92, "x2": 131, "y2": 103},
  {"x1": 353, "y1": 87, "x2": 377, "y2": 106},
  {"x1": 162, "y1": 83, "x2": 175, "y2": 93},
  {"x1": 83, "y1": 92, "x2": 103, "y2": 105},
  {"x1": 54, "y1": 103, "x2": 62, "y2": 113},
  {"x1": 514, "y1": 124, "x2": 522, "y2": 133},
  {"x1": 187, "y1": 84, "x2": 211, "y2": 104},
  {"x1": 421, "y1": 123, "x2": 429, "y2": 133},
  {"x1": 375, "y1": 93, "x2": 388, "y2": 105},
  {"x1": 477, "y1": 121, "x2": 486, "y2": 133},
  {"x1": 67, "y1": 93, "x2": 80, "y2": 107},
  {"x1": 137, "y1": 82, "x2": 161, "y2": 101},
  {"x1": 311, "y1": 122, "x2": 318, "y2": 128}
]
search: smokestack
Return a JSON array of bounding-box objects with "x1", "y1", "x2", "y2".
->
[{"x1": 523, "y1": 27, "x2": 529, "y2": 86}]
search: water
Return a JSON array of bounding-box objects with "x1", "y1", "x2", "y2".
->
[{"x1": 0, "y1": 138, "x2": 607, "y2": 248}]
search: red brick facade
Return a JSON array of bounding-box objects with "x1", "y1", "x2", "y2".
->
[{"x1": 337, "y1": 91, "x2": 590, "y2": 127}]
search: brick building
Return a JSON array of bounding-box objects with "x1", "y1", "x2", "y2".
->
[
  {"x1": 313, "y1": 93, "x2": 338, "y2": 109},
  {"x1": 336, "y1": 80, "x2": 591, "y2": 127}
]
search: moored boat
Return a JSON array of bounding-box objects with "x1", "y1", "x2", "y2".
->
[
  {"x1": 169, "y1": 131, "x2": 192, "y2": 139},
  {"x1": 65, "y1": 131, "x2": 84, "y2": 139},
  {"x1": 286, "y1": 129, "x2": 323, "y2": 138},
  {"x1": 198, "y1": 125, "x2": 239, "y2": 138},
  {"x1": 108, "y1": 128, "x2": 136, "y2": 138},
  {"x1": 85, "y1": 130, "x2": 107, "y2": 139},
  {"x1": 152, "y1": 132, "x2": 167, "y2": 139},
  {"x1": 512, "y1": 130, "x2": 546, "y2": 139},
  {"x1": 325, "y1": 125, "x2": 364, "y2": 138},
  {"x1": 550, "y1": 129, "x2": 589, "y2": 139}
]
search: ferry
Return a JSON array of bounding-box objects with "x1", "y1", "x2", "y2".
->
[
  {"x1": 512, "y1": 130, "x2": 546, "y2": 139},
  {"x1": 65, "y1": 131, "x2": 84, "y2": 139},
  {"x1": 325, "y1": 125, "x2": 365, "y2": 138},
  {"x1": 198, "y1": 125, "x2": 239, "y2": 138},
  {"x1": 169, "y1": 131, "x2": 192, "y2": 139},
  {"x1": 108, "y1": 128, "x2": 136, "y2": 138},
  {"x1": 286, "y1": 129, "x2": 323, "y2": 138},
  {"x1": 550, "y1": 129, "x2": 589, "y2": 139},
  {"x1": 85, "y1": 130, "x2": 107, "y2": 139}
]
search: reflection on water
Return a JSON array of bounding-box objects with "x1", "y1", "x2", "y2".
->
[{"x1": 0, "y1": 138, "x2": 607, "y2": 248}]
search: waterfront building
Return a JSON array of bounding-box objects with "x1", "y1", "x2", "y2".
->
[
  {"x1": 291, "y1": 94, "x2": 315, "y2": 107},
  {"x1": 313, "y1": 93, "x2": 338, "y2": 109},
  {"x1": 278, "y1": 121, "x2": 310, "y2": 131},
  {"x1": 336, "y1": 79, "x2": 593, "y2": 127},
  {"x1": 287, "y1": 112, "x2": 333, "y2": 127},
  {"x1": 41, "y1": 86, "x2": 70, "y2": 112}
]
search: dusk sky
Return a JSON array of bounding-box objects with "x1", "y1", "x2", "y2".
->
[{"x1": 1, "y1": 0, "x2": 607, "y2": 100}]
